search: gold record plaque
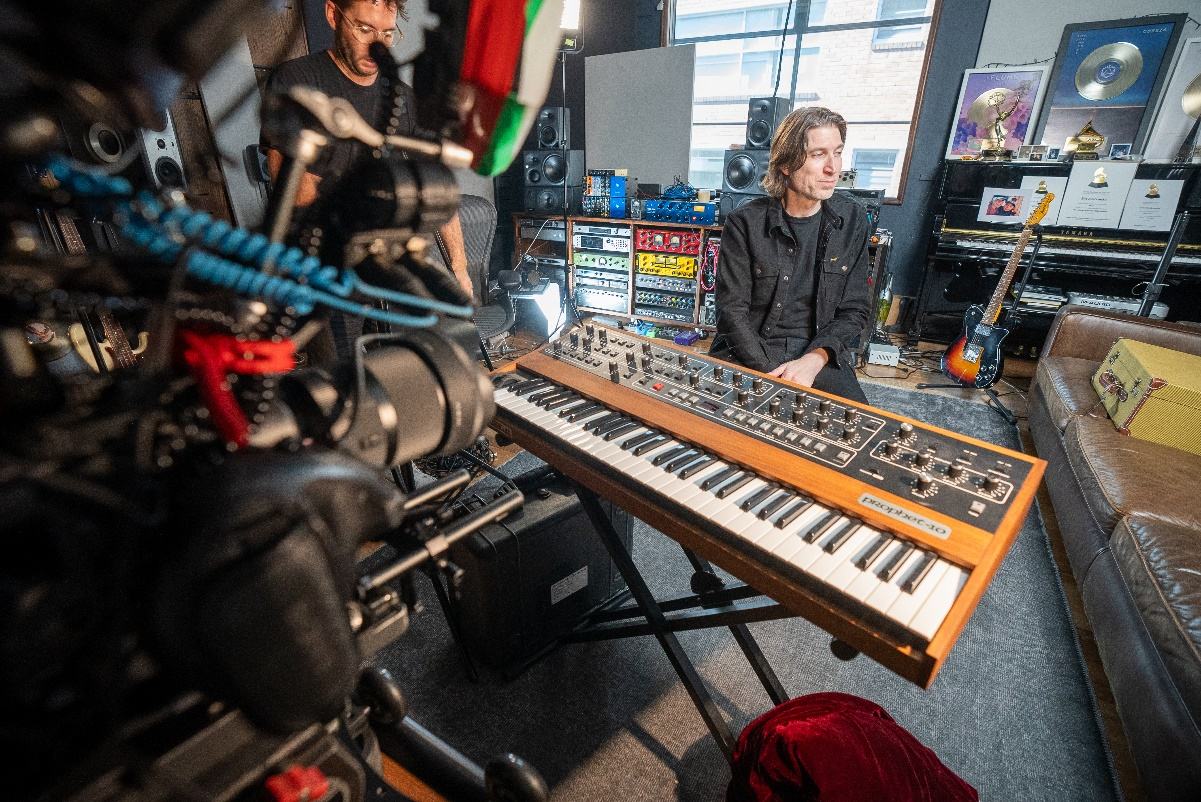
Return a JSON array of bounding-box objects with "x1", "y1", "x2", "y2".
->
[
  {"x1": 1075, "y1": 42, "x2": 1144, "y2": 101},
  {"x1": 1183, "y1": 73, "x2": 1201, "y2": 118}
]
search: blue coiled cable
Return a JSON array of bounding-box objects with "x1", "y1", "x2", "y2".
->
[{"x1": 47, "y1": 157, "x2": 471, "y2": 325}]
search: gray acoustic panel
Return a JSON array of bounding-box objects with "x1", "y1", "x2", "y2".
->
[
  {"x1": 584, "y1": 45, "x2": 695, "y2": 190},
  {"x1": 198, "y1": 37, "x2": 266, "y2": 230}
]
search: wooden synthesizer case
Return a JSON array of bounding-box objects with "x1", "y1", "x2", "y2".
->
[{"x1": 488, "y1": 322, "x2": 1045, "y2": 687}]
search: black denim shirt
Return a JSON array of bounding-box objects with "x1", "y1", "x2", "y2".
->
[{"x1": 711, "y1": 193, "x2": 871, "y2": 373}]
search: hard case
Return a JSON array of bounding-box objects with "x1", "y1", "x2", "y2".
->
[
  {"x1": 449, "y1": 463, "x2": 632, "y2": 673},
  {"x1": 1092, "y1": 338, "x2": 1201, "y2": 456}
]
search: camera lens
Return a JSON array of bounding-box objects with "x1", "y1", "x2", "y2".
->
[{"x1": 335, "y1": 155, "x2": 459, "y2": 235}]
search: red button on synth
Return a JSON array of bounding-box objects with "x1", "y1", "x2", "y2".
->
[{"x1": 652, "y1": 382, "x2": 664, "y2": 391}]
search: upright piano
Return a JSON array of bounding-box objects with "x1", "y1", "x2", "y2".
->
[{"x1": 914, "y1": 160, "x2": 1201, "y2": 355}]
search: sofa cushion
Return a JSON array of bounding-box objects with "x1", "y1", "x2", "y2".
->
[
  {"x1": 1110, "y1": 514, "x2": 1201, "y2": 725},
  {"x1": 1064, "y1": 415, "x2": 1201, "y2": 535},
  {"x1": 1035, "y1": 355, "x2": 1104, "y2": 432}
]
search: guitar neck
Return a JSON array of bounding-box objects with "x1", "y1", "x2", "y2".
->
[{"x1": 981, "y1": 226, "x2": 1033, "y2": 325}]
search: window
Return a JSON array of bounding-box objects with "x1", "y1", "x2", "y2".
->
[
  {"x1": 852, "y1": 149, "x2": 899, "y2": 192},
  {"x1": 672, "y1": 0, "x2": 938, "y2": 200},
  {"x1": 873, "y1": 0, "x2": 931, "y2": 50}
]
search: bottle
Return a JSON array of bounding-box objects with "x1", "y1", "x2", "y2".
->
[{"x1": 875, "y1": 273, "x2": 893, "y2": 333}]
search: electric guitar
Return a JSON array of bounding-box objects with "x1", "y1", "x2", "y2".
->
[{"x1": 941, "y1": 192, "x2": 1054, "y2": 388}]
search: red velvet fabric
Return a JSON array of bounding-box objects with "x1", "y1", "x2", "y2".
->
[{"x1": 727, "y1": 693, "x2": 978, "y2": 802}]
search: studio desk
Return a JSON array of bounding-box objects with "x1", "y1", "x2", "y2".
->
[
  {"x1": 915, "y1": 160, "x2": 1201, "y2": 355},
  {"x1": 490, "y1": 321, "x2": 1045, "y2": 760}
]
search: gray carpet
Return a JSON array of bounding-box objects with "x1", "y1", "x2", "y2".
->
[{"x1": 373, "y1": 383, "x2": 1120, "y2": 801}]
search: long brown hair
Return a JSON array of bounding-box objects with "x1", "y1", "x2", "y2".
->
[{"x1": 761, "y1": 106, "x2": 846, "y2": 199}]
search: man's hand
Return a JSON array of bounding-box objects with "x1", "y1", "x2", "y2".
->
[
  {"x1": 450, "y1": 259, "x2": 473, "y2": 297},
  {"x1": 768, "y1": 349, "x2": 828, "y2": 386}
]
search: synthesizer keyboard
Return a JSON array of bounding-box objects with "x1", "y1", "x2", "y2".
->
[{"x1": 489, "y1": 323, "x2": 1045, "y2": 687}]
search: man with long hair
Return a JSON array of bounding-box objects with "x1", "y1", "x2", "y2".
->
[{"x1": 712, "y1": 106, "x2": 871, "y2": 402}]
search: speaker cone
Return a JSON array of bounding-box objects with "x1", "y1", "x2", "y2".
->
[
  {"x1": 542, "y1": 153, "x2": 565, "y2": 184},
  {"x1": 538, "y1": 124, "x2": 557, "y2": 148},
  {"x1": 725, "y1": 154, "x2": 758, "y2": 191},
  {"x1": 747, "y1": 120, "x2": 772, "y2": 148},
  {"x1": 154, "y1": 157, "x2": 185, "y2": 188},
  {"x1": 86, "y1": 122, "x2": 125, "y2": 164}
]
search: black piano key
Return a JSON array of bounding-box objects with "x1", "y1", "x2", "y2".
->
[
  {"x1": 622, "y1": 431, "x2": 660, "y2": 451},
  {"x1": 822, "y1": 519, "x2": 860, "y2": 553},
  {"x1": 543, "y1": 393, "x2": 582, "y2": 410},
  {"x1": 877, "y1": 543, "x2": 915, "y2": 582},
  {"x1": 775, "y1": 498, "x2": 814, "y2": 529},
  {"x1": 740, "y1": 483, "x2": 778, "y2": 512},
  {"x1": 633, "y1": 436, "x2": 670, "y2": 456},
  {"x1": 603, "y1": 421, "x2": 642, "y2": 441},
  {"x1": 664, "y1": 450, "x2": 701, "y2": 472},
  {"x1": 512, "y1": 379, "x2": 549, "y2": 396},
  {"x1": 900, "y1": 551, "x2": 937, "y2": 593},
  {"x1": 651, "y1": 445, "x2": 692, "y2": 466},
  {"x1": 559, "y1": 400, "x2": 594, "y2": 418},
  {"x1": 854, "y1": 534, "x2": 891, "y2": 570},
  {"x1": 715, "y1": 473, "x2": 754, "y2": 499},
  {"x1": 583, "y1": 413, "x2": 623, "y2": 433},
  {"x1": 595, "y1": 416, "x2": 633, "y2": 436},
  {"x1": 700, "y1": 465, "x2": 740, "y2": 490},
  {"x1": 801, "y1": 511, "x2": 841, "y2": 544},
  {"x1": 532, "y1": 389, "x2": 573, "y2": 406},
  {"x1": 757, "y1": 491, "x2": 793, "y2": 520},
  {"x1": 679, "y1": 455, "x2": 716, "y2": 479}
]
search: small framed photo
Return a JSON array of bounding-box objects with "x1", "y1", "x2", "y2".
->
[
  {"x1": 1029, "y1": 145, "x2": 1049, "y2": 162},
  {"x1": 1016, "y1": 145, "x2": 1033, "y2": 160},
  {"x1": 1109, "y1": 143, "x2": 1133, "y2": 159},
  {"x1": 1047, "y1": 147, "x2": 1061, "y2": 161}
]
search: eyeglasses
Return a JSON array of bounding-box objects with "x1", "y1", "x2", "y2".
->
[{"x1": 333, "y1": 5, "x2": 400, "y2": 45}]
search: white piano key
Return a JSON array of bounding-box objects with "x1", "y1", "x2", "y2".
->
[
  {"x1": 823, "y1": 526, "x2": 884, "y2": 593},
  {"x1": 883, "y1": 558, "x2": 950, "y2": 627},
  {"x1": 842, "y1": 537, "x2": 898, "y2": 603},
  {"x1": 862, "y1": 546, "x2": 924, "y2": 615},
  {"x1": 802, "y1": 523, "x2": 875, "y2": 583},
  {"x1": 907, "y1": 564, "x2": 970, "y2": 641}
]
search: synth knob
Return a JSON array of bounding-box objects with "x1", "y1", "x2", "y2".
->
[
  {"x1": 981, "y1": 475, "x2": 1000, "y2": 493},
  {"x1": 915, "y1": 474, "x2": 934, "y2": 493},
  {"x1": 792, "y1": 406, "x2": 804, "y2": 425},
  {"x1": 732, "y1": 370, "x2": 743, "y2": 387},
  {"x1": 797, "y1": 391, "x2": 810, "y2": 407},
  {"x1": 553, "y1": 339, "x2": 562, "y2": 353},
  {"x1": 841, "y1": 426, "x2": 857, "y2": 441},
  {"x1": 947, "y1": 463, "x2": 965, "y2": 480},
  {"x1": 818, "y1": 398, "x2": 831, "y2": 415},
  {"x1": 713, "y1": 365, "x2": 724, "y2": 381},
  {"x1": 689, "y1": 370, "x2": 700, "y2": 387},
  {"x1": 894, "y1": 422, "x2": 914, "y2": 439},
  {"x1": 609, "y1": 361, "x2": 620, "y2": 382},
  {"x1": 844, "y1": 408, "x2": 858, "y2": 424},
  {"x1": 583, "y1": 339, "x2": 592, "y2": 353},
  {"x1": 769, "y1": 397, "x2": 781, "y2": 416},
  {"x1": 814, "y1": 418, "x2": 828, "y2": 434},
  {"x1": 883, "y1": 441, "x2": 899, "y2": 458},
  {"x1": 641, "y1": 355, "x2": 652, "y2": 371},
  {"x1": 737, "y1": 389, "x2": 749, "y2": 408},
  {"x1": 599, "y1": 329, "x2": 608, "y2": 345},
  {"x1": 913, "y1": 452, "x2": 932, "y2": 469},
  {"x1": 642, "y1": 342, "x2": 652, "y2": 356},
  {"x1": 626, "y1": 351, "x2": 636, "y2": 366},
  {"x1": 585, "y1": 323, "x2": 595, "y2": 339},
  {"x1": 570, "y1": 331, "x2": 579, "y2": 347},
  {"x1": 678, "y1": 353, "x2": 689, "y2": 367},
  {"x1": 753, "y1": 377, "x2": 764, "y2": 392}
]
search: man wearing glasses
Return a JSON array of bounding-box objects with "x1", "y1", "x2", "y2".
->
[{"x1": 261, "y1": 0, "x2": 473, "y2": 299}]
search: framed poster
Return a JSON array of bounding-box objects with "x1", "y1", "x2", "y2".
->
[
  {"x1": 1036, "y1": 15, "x2": 1186, "y2": 154},
  {"x1": 946, "y1": 67, "x2": 1050, "y2": 158},
  {"x1": 1144, "y1": 37, "x2": 1201, "y2": 160}
]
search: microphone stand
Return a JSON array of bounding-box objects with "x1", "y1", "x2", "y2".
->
[{"x1": 1139, "y1": 211, "x2": 1188, "y2": 318}]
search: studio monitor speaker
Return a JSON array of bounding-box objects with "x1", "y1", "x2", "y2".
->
[
  {"x1": 722, "y1": 148, "x2": 770, "y2": 195},
  {"x1": 137, "y1": 110, "x2": 187, "y2": 190},
  {"x1": 720, "y1": 192, "x2": 762, "y2": 220},
  {"x1": 534, "y1": 107, "x2": 570, "y2": 149},
  {"x1": 746, "y1": 97, "x2": 792, "y2": 149},
  {"x1": 522, "y1": 149, "x2": 584, "y2": 187},
  {"x1": 524, "y1": 186, "x2": 582, "y2": 215}
]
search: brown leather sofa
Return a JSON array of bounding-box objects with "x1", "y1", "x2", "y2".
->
[{"x1": 1029, "y1": 306, "x2": 1201, "y2": 801}]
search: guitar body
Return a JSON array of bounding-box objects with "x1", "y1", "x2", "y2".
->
[{"x1": 941, "y1": 304, "x2": 1007, "y2": 388}]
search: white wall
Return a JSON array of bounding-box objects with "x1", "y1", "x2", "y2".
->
[{"x1": 976, "y1": 1, "x2": 1197, "y2": 67}]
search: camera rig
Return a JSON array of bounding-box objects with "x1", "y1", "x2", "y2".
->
[{"x1": 0, "y1": 1, "x2": 566, "y2": 800}]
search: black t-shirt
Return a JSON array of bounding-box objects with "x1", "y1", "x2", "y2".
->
[
  {"x1": 261, "y1": 50, "x2": 417, "y2": 187},
  {"x1": 772, "y1": 210, "x2": 821, "y2": 342}
]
